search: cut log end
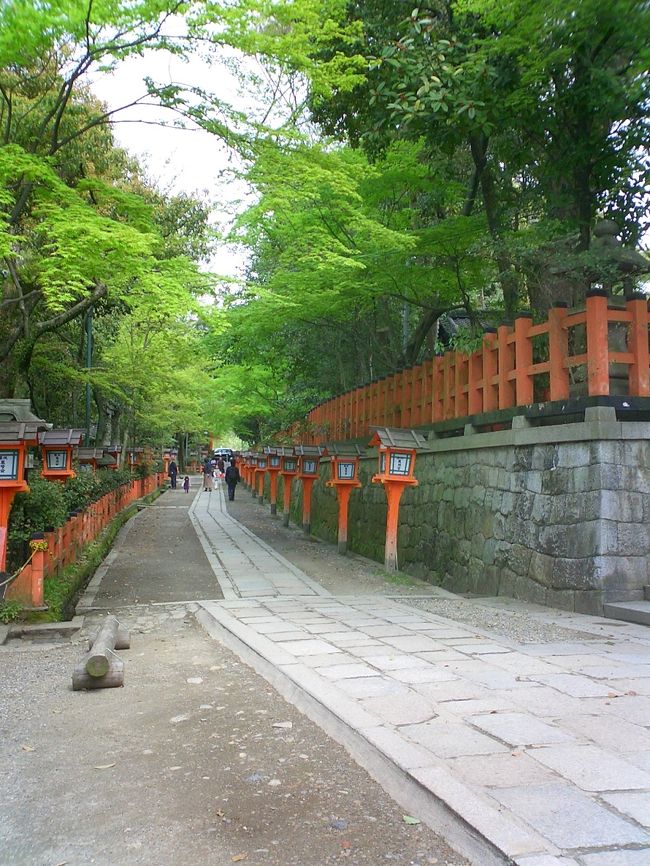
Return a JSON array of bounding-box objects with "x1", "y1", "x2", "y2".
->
[{"x1": 72, "y1": 659, "x2": 124, "y2": 691}]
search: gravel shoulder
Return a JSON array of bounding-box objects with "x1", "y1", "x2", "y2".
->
[{"x1": 1, "y1": 607, "x2": 467, "y2": 866}]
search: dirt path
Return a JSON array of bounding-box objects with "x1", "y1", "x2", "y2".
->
[{"x1": 1, "y1": 486, "x2": 468, "y2": 866}]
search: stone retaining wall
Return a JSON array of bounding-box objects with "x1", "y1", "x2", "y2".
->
[{"x1": 282, "y1": 406, "x2": 650, "y2": 614}]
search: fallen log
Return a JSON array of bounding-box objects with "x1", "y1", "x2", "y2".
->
[
  {"x1": 86, "y1": 615, "x2": 120, "y2": 678},
  {"x1": 87, "y1": 623, "x2": 130, "y2": 651},
  {"x1": 73, "y1": 657, "x2": 124, "y2": 690}
]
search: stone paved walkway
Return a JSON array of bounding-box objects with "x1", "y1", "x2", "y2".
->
[{"x1": 189, "y1": 477, "x2": 650, "y2": 866}]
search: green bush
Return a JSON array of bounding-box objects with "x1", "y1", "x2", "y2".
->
[
  {"x1": 0, "y1": 599, "x2": 22, "y2": 623},
  {"x1": 6, "y1": 469, "x2": 133, "y2": 572}
]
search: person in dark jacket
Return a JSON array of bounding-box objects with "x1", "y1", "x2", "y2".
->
[
  {"x1": 224, "y1": 458, "x2": 240, "y2": 501},
  {"x1": 168, "y1": 459, "x2": 178, "y2": 489}
]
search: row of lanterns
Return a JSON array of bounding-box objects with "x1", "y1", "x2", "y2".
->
[{"x1": 238, "y1": 427, "x2": 427, "y2": 571}]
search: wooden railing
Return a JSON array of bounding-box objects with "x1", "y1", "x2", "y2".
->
[
  {"x1": 294, "y1": 291, "x2": 650, "y2": 444},
  {"x1": 6, "y1": 471, "x2": 166, "y2": 607}
]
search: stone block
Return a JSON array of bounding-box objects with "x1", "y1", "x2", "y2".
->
[
  {"x1": 594, "y1": 555, "x2": 649, "y2": 593},
  {"x1": 601, "y1": 489, "x2": 644, "y2": 523},
  {"x1": 556, "y1": 442, "x2": 591, "y2": 468},
  {"x1": 573, "y1": 590, "x2": 604, "y2": 615},
  {"x1": 529, "y1": 551, "x2": 555, "y2": 588},
  {"x1": 544, "y1": 587, "x2": 575, "y2": 611}
]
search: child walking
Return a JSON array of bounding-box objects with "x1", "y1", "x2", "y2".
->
[{"x1": 183, "y1": 475, "x2": 190, "y2": 493}]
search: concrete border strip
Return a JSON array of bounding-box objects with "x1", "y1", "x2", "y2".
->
[{"x1": 196, "y1": 600, "x2": 555, "y2": 866}]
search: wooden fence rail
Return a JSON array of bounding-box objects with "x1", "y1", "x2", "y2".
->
[
  {"x1": 291, "y1": 291, "x2": 650, "y2": 444},
  {"x1": 6, "y1": 471, "x2": 166, "y2": 608}
]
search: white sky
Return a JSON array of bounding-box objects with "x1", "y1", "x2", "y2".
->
[{"x1": 91, "y1": 47, "x2": 254, "y2": 280}]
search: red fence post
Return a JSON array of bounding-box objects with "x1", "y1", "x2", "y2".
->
[
  {"x1": 497, "y1": 321, "x2": 515, "y2": 409},
  {"x1": 548, "y1": 303, "x2": 570, "y2": 400},
  {"x1": 514, "y1": 311, "x2": 534, "y2": 405},
  {"x1": 626, "y1": 292, "x2": 650, "y2": 396},
  {"x1": 585, "y1": 289, "x2": 610, "y2": 396}
]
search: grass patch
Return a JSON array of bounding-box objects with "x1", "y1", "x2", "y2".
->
[{"x1": 377, "y1": 569, "x2": 419, "y2": 586}]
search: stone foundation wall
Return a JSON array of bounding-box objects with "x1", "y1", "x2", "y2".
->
[{"x1": 281, "y1": 407, "x2": 650, "y2": 614}]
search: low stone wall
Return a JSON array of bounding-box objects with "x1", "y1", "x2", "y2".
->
[{"x1": 282, "y1": 406, "x2": 650, "y2": 614}]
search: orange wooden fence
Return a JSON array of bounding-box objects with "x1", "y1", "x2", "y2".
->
[
  {"x1": 6, "y1": 472, "x2": 166, "y2": 608},
  {"x1": 293, "y1": 291, "x2": 650, "y2": 444}
]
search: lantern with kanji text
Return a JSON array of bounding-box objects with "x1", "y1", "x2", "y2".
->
[
  {"x1": 326, "y1": 445, "x2": 363, "y2": 555},
  {"x1": 369, "y1": 426, "x2": 427, "y2": 571},
  {"x1": 295, "y1": 445, "x2": 326, "y2": 535},
  {"x1": 40, "y1": 429, "x2": 83, "y2": 481},
  {"x1": 277, "y1": 447, "x2": 299, "y2": 527},
  {"x1": 0, "y1": 421, "x2": 44, "y2": 575},
  {"x1": 254, "y1": 452, "x2": 268, "y2": 502},
  {"x1": 264, "y1": 447, "x2": 283, "y2": 515}
]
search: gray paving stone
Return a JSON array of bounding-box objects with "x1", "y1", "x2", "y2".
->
[
  {"x1": 360, "y1": 653, "x2": 431, "y2": 671},
  {"x1": 359, "y1": 692, "x2": 437, "y2": 725},
  {"x1": 557, "y1": 714, "x2": 650, "y2": 753},
  {"x1": 389, "y1": 667, "x2": 459, "y2": 684},
  {"x1": 316, "y1": 662, "x2": 382, "y2": 680},
  {"x1": 275, "y1": 638, "x2": 338, "y2": 655},
  {"x1": 530, "y1": 674, "x2": 614, "y2": 698},
  {"x1": 510, "y1": 687, "x2": 587, "y2": 718},
  {"x1": 361, "y1": 724, "x2": 437, "y2": 770},
  {"x1": 493, "y1": 782, "x2": 650, "y2": 849},
  {"x1": 381, "y1": 634, "x2": 449, "y2": 652},
  {"x1": 452, "y1": 643, "x2": 512, "y2": 655},
  {"x1": 530, "y1": 744, "x2": 650, "y2": 792},
  {"x1": 401, "y1": 717, "x2": 509, "y2": 757},
  {"x1": 471, "y1": 712, "x2": 575, "y2": 746},
  {"x1": 515, "y1": 855, "x2": 579, "y2": 866},
  {"x1": 441, "y1": 696, "x2": 514, "y2": 716},
  {"x1": 415, "y1": 648, "x2": 469, "y2": 662},
  {"x1": 449, "y1": 751, "x2": 556, "y2": 788},
  {"x1": 458, "y1": 667, "x2": 536, "y2": 691},
  {"x1": 602, "y1": 791, "x2": 650, "y2": 828},
  {"x1": 336, "y1": 676, "x2": 410, "y2": 699},
  {"x1": 579, "y1": 850, "x2": 650, "y2": 865},
  {"x1": 298, "y1": 652, "x2": 354, "y2": 667},
  {"x1": 601, "y1": 694, "x2": 650, "y2": 726},
  {"x1": 361, "y1": 624, "x2": 411, "y2": 637},
  {"x1": 415, "y1": 679, "x2": 489, "y2": 703}
]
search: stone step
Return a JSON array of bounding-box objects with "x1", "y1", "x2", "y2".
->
[
  {"x1": 603, "y1": 600, "x2": 650, "y2": 627},
  {"x1": 644, "y1": 585, "x2": 650, "y2": 601}
]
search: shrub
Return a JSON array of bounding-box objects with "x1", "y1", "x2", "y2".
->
[{"x1": 6, "y1": 476, "x2": 68, "y2": 571}]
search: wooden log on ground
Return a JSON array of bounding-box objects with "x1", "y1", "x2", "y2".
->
[
  {"x1": 87, "y1": 623, "x2": 130, "y2": 651},
  {"x1": 72, "y1": 658, "x2": 124, "y2": 690},
  {"x1": 86, "y1": 615, "x2": 120, "y2": 677}
]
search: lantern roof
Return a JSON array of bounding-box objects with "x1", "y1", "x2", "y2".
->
[
  {"x1": 39, "y1": 428, "x2": 84, "y2": 446},
  {"x1": 275, "y1": 446, "x2": 296, "y2": 457},
  {"x1": 96, "y1": 454, "x2": 117, "y2": 467},
  {"x1": 78, "y1": 447, "x2": 104, "y2": 459},
  {"x1": 127, "y1": 446, "x2": 144, "y2": 453},
  {"x1": 0, "y1": 399, "x2": 50, "y2": 428},
  {"x1": 263, "y1": 445, "x2": 278, "y2": 455},
  {"x1": 327, "y1": 443, "x2": 364, "y2": 457},
  {"x1": 294, "y1": 444, "x2": 327, "y2": 456},
  {"x1": 105, "y1": 444, "x2": 122, "y2": 453},
  {"x1": 0, "y1": 421, "x2": 44, "y2": 444},
  {"x1": 368, "y1": 427, "x2": 428, "y2": 450}
]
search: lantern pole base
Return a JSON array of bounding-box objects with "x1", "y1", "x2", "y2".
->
[
  {"x1": 282, "y1": 512, "x2": 290, "y2": 527},
  {"x1": 337, "y1": 539, "x2": 348, "y2": 555},
  {"x1": 302, "y1": 521, "x2": 311, "y2": 535},
  {"x1": 270, "y1": 503, "x2": 277, "y2": 515}
]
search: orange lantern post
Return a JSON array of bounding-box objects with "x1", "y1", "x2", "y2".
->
[
  {"x1": 40, "y1": 429, "x2": 83, "y2": 482},
  {"x1": 264, "y1": 448, "x2": 283, "y2": 515},
  {"x1": 278, "y1": 448, "x2": 299, "y2": 527},
  {"x1": 0, "y1": 421, "x2": 41, "y2": 576},
  {"x1": 326, "y1": 446, "x2": 363, "y2": 555},
  {"x1": 369, "y1": 427, "x2": 427, "y2": 572},
  {"x1": 295, "y1": 445, "x2": 326, "y2": 535},
  {"x1": 246, "y1": 454, "x2": 258, "y2": 495},
  {"x1": 254, "y1": 453, "x2": 268, "y2": 502}
]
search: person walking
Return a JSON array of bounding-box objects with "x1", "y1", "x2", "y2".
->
[
  {"x1": 168, "y1": 459, "x2": 178, "y2": 490},
  {"x1": 202, "y1": 458, "x2": 214, "y2": 492},
  {"x1": 224, "y1": 458, "x2": 240, "y2": 502},
  {"x1": 183, "y1": 475, "x2": 190, "y2": 493}
]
